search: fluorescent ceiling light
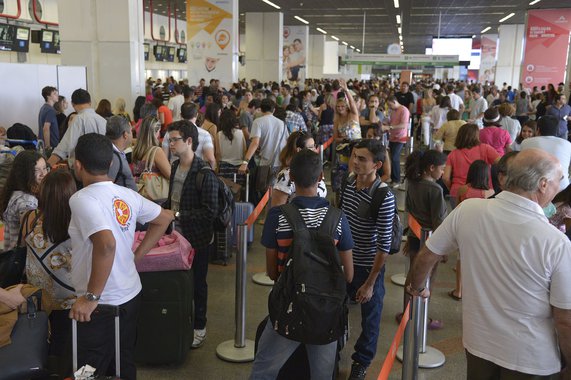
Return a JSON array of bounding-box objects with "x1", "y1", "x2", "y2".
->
[
  {"x1": 342, "y1": 41, "x2": 348, "y2": 46},
  {"x1": 499, "y1": 12, "x2": 515, "y2": 23},
  {"x1": 529, "y1": 0, "x2": 541, "y2": 4},
  {"x1": 394, "y1": 0, "x2": 399, "y2": 8},
  {"x1": 398, "y1": 27, "x2": 402, "y2": 34},
  {"x1": 350, "y1": 45, "x2": 355, "y2": 49},
  {"x1": 316, "y1": 27, "x2": 327, "y2": 34},
  {"x1": 331, "y1": 35, "x2": 339, "y2": 41},
  {"x1": 356, "y1": 49, "x2": 361, "y2": 52},
  {"x1": 481, "y1": 26, "x2": 491, "y2": 33},
  {"x1": 399, "y1": 35, "x2": 403, "y2": 40},
  {"x1": 294, "y1": 15, "x2": 309, "y2": 24},
  {"x1": 396, "y1": 15, "x2": 401, "y2": 24},
  {"x1": 472, "y1": 34, "x2": 476, "y2": 38},
  {"x1": 262, "y1": 0, "x2": 281, "y2": 10}
]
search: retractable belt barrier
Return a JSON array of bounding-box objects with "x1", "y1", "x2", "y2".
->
[
  {"x1": 378, "y1": 302, "x2": 410, "y2": 380},
  {"x1": 319, "y1": 136, "x2": 335, "y2": 163},
  {"x1": 216, "y1": 187, "x2": 272, "y2": 363}
]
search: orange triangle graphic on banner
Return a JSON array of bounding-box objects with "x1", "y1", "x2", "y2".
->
[{"x1": 186, "y1": 0, "x2": 232, "y2": 40}]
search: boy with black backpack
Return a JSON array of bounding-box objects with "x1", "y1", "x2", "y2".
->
[
  {"x1": 339, "y1": 139, "x2": 397, "y2": 380},
  {"x1": 251, "y1": 149, "x2": 354, "y2": 379}
]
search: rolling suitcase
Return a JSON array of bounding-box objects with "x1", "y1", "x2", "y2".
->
[
  {"x1": 232, "y1": 173, "x2": 254, "y2": 246},
  {"x1": 135, "y1": 270, "x2": 194, "y2": 365},
  {"x1": 71, "y1": 304, "x2": 120, "y2": 379}
]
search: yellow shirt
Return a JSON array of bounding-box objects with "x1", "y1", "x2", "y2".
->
[{"x1": 433, "y1": 120, "x2": 466, "y2": 151}]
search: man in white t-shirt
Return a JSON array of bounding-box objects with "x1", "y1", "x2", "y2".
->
[
  {"x1": 407, "y1": 148, "x2": 571, "y2": 379},
  {"x1": 446, "y1": 84, "x2": 465, "y2": 114},
  {"x1": 168, "y1": 84, "x2": 185, "y2": 122},
  {"x1": 521, "y1": 115, "x2": 571, "y2": 191},
  {"x1": 469, "y1": 87, "x2": 488, "y2": 128},
  {"x1": 239, "y1": 98, "x2": 288, "y2": 177},
  {"x1": 68, "y1": 133, "x2": 173, "y2": 379}
]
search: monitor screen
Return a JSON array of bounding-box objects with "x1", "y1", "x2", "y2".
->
[
  {"x1": 144, "y1": 43, "x2": 149, "y2": 61},
  {"x1": 42, "y1": 30, "x2": 53, "y2": 43},
  {"x1": 41, "y1": 30, "x2": 60, "y2": 54},
  {"x1": 0, "y1": 24, "x2": 15, "y2": 51},
  {"x1": 154, "y1": 45, "x2": 164, "y2": 61},
  {"x1": 165, "y1": 46, "x2": 175, "y2": 62},
  {"x1": 12, "y1": 26, "x2": 30, "y2": 52},
  {"x1": 177, "y1": 48, "x2": 187, "y2": 63}
]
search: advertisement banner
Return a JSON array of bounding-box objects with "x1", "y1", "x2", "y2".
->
[
  {"x1": 186, "y1": 0, "x2": 238, "y2": 86},
  {"x1": 521, "y1": 9, "x2": 571, "y2": 90},
  {"x1": 479, "y1": 34, "x2": 498, "y2": 83},
  {"x1": 282, "y1": 26, "x2": 308, "y2": 85}
]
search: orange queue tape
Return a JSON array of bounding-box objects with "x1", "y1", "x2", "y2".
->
[
  {"x1": 377, "y1": 302, "x2": 411, "y2": 380},
  {"x1": 408, "y1": 214, "x2": 422, "y2": 240},
  {"x1": 321, "y1": 136, "x2": 335, "y2": 151},
  {"x1": 244, "y1": 187, "x2": 271, "y2": 227}
]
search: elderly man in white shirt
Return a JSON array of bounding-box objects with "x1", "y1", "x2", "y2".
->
[{"x1": 407, "y1": 148, "x2": 571, "y2": 380}]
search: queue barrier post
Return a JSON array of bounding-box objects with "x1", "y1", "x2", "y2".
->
[
  {"x1": 396, "y1": 217, "x2": 445, "y2": 371},
  {"x1": 217, "y1": 187, "x2": 272, "y2": 362},
  {"x1": 251, "y1": 188, "x2": 274, "y2": 286}
]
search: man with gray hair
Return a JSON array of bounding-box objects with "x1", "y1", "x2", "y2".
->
[
  {"x1": 407, "y1": 148, "x2": 571, "y2": 379},
  {"x1": 106, "y1": 115, "x2": 137, "y2": 191}
]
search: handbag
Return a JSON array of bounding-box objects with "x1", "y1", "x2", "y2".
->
[
  {"x1": 0, "y1": 290, "x2": 49, "y2": 380},
  {"x1": 0, "y1": 211, "x2": 32, "y2": 288},
  {"x1": 137, "y1": 147, "x2": 170, "y2": 201},
  {"x1": 133, "y1": 230, "x2": 195, "y2": 272},
  {"x1": 255, "y1": 124, "x2": 288, "y2": 192}
]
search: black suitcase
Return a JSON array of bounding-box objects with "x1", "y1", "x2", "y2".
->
[{"x1": 135, "y1": 270, "x2": 194, "y2": 365}]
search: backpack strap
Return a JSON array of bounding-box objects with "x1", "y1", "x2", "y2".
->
[
  {"x1": 338, "y1": 172, "x2": 356, "y2": 208},
  {"x1": 196, "y1": 165, "x2": 213, "y2": 193},
  {"x1": 318, "y1": 207, "x2": 342, "y2": 237},
  {"x1": 369, "y1": 185, "x2": 394, "y2": 219},
  {"x1": 280, "y1": 203, "x2": 308, "y2": 235}
]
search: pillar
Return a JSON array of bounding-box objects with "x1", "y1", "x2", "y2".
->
[
  {"x1": 308, "y1": 34, "x2": 325, "y2": 79},
  {"x1": 245, "y1": 12, "x2": 283, "y2": 83},
  {"x1": 57, "y1": 0, "x2": 145, "y2": 114},
  {"x1": 495, "y1": 24, "x2": 525, "y2": 88}
]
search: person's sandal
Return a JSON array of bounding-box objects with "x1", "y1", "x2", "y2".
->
[
  {"x1": 428, "y1": 318, "x2": 443, "y2": 330},
  {"x1": 448, "y1": 290, "x2": 462, "y2": 301}
]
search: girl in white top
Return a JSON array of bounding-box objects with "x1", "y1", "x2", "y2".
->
[
  {"x1": 430, "y1": 96, "x2": 451, "y2": 131},
  {"x1": 216, "y1": 109, "x2": 247, "y2": 180},
  {"x1": 271, "y1": 131, "x2": 327, "y2": 207}
]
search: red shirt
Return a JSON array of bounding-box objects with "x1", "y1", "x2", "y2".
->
[
  {"x1": 158, "y1": 105, "x2": 173, "y2": 134},
  {"x1": 446, "y1": 144, "x2": 499, "y2": 197},
  {"x1": 479, "y1": 126, "x2": 512, "y2": 155}
]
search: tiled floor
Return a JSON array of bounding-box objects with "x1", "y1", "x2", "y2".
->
[{"x1": 138, "y1": 188, "x2": 467, "y2": 380}]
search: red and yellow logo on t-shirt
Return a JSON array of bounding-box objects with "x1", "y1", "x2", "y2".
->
[{"x1": 113, "y1": 199, "x2": 131, "y2": 227}]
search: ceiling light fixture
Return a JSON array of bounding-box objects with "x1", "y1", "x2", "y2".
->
[
  {"x1": 356, "y1": 49, "x2": 361, "y2": 52},
  {"x1": 499, "y1": 12, "x2": 515, "y2": 23},
  {"x1": 481, "y1": 26, "x2": 491, "y2": 33},
  {"x1": 342, "y1": 41, "x2": 349, "y2": 46},
  {"x1": 472, "y1": 34, "x2": 476, "y2": 38},
  {"x1": 394, "y1": 0, "x2": 399, "y2": 8},
  {"x1": 294, "y1": 15, "x2": 309, "y2": 24},
  {"x1": 316, "y1": 27, "x2": 327, "y2": 34},
  {"x1": 529, "y1": 0, "x2": 541, "y2": 4},
  {"x1": 396, "y1": 15, "x2": 401, "y2": 24},
  {"x1": 350, "y1": 45, "x2": 355, "y2": 49},
  {"x1": 399, "y1": 35, "x2": 403, "y2": 41},
  {"x1": 331, "y1": 35, "x2": 339, "y2": 41},
  {"x1": 262, "y1": 0, "x2": 281, "y2": 10},
  {"x1": 398, "y1": 27, "x2": 402, "y2": 34}
]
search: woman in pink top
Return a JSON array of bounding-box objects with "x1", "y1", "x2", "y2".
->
[
  {"x1": 443, "y1": 123, "x2": 500, "y2": 208},
  {"x1": 451, "y1": 160, "x2": 495, "y2": 301},
  {"x1": 478, "y1": 107, "x2": 512, "y2": 155},
  {"x1": 382, "y1": 95, "x2": 410, "y2": 186}
]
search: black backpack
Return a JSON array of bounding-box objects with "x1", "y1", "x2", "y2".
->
[
  {"x1": 268, "y1": 204, "x2": 347, "y2": 345},
  {"x1": 340, "y1": 173, "x2": 403, "y2": 254},
  {"x1": 196, "y1": 166, "x2": 235, "y2": 232}
]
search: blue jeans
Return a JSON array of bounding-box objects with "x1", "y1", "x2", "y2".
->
[
  {"x1": 389, "y1": 142, "x2": 404, "y2": 183},
  {"x1": 250, "y1": 319, "x2": 337, "y2": 380},
  {"x1": 347, "y1": 265, "x2": 386, "y2": 367}
]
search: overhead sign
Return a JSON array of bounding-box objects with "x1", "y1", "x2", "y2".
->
[
  {"x1": 342, "y1": 54, "x2": 459, "y2": 67},
  {"x1": 521, "y1": 9, "x2": 571, "y2": 90}
]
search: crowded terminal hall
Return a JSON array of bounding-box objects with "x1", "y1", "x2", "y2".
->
[{"x1": 1, "y1": 0, "x2": 571, "y2": 379}]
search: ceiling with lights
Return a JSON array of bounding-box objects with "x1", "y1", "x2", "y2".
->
[{"x1": 145, "y1": 0, "x2": 567, "y2": 54}]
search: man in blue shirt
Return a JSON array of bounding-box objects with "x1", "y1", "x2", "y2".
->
[
  {"x1": 359, "y1": 95, "x2": 385, "y2": 138},
  {"x1": 38, "y1": 85, "x2": 59, "y2": 149},
  {"x1": 546, "y1": 94, "x2": 571, "y2": 139}
]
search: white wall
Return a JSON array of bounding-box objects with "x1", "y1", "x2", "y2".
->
[
  {"x1": 245, "y1": 12, "x2": 283, "y2": 83},
  {"x1": 307, "y1": 34, "x2": 325, "y2": 79},
  {"x1": 496, "y1": 24, "x2": 525, "y2": 88},
  {"x1": 323, "y1": 41, "x2": 339, "y2": 74}
]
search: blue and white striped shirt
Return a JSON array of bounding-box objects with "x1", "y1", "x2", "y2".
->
[{"x1": 340, "y1": 179, "x2": 395, "y2": 268}]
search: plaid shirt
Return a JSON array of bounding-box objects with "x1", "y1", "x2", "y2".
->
[
  {"x1": 166, "y1": 156, "x2": 219, "y2": 249},
  {"x1": 285, "y1": 110, "x2": 307, "y2": 132}
]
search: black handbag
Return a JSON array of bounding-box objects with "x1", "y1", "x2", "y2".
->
[
  {"x1": 0, "y1": 211, "x2": 32, "y2": 288},
  {"x1": 0, "y1": 290, "x2": 49, "y2": 380}
]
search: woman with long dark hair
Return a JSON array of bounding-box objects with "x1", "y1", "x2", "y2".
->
[
  {"x1": 203, "y1": 102, "x2": 221, "y2": 157},
  {"x1": 0, "y1": 151, "x2": 47, "y2": 250},
  {"x1": 216, "y1": 109, "x2": 246, "y2": 181}
]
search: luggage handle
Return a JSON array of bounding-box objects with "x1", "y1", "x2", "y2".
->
[
  {"x1": 72, "y1": 304, "x2": 121, "y2": 378},
  {"x1": 233, "y1": 172, "x2": 250, "y2": 203}
]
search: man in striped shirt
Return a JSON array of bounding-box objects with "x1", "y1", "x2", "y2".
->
[{"x1": 340, "y1": 139, "x2": 396, "y2": 380}]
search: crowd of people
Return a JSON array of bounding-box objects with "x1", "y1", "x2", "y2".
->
[{"x1": 0, "y1": 74, "x2": 570, "y2": 380}]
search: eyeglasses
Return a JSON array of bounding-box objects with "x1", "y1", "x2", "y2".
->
[{"x1": 168, "y1": 137, "x2": 184, "y2": 144}]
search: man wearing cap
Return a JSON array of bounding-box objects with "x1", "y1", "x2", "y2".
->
[{"x1": 48, "y1": 88, "x2": 107, "y2": 167}]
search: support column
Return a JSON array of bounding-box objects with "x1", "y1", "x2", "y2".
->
[
  {"x1": 308, "y1": 34, "x2": 325, "y2": 79},
  {"x1": 495, "y1": 24, "x2": 525, "y2": 88},
  {"x1": 57, "y1": 0, "x2": 145, "y2": 113},
  {"x1": 245, "y1": 12, "x2": 283, "y2": 83}
]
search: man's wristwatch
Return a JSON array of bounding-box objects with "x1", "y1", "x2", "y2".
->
[
  {"x1": 174, "y1": 211, "x2": 180, "y2": 221},
  {"x1": 241, "y1": 160, "x2": 249, "y2": 165},
  {"x1": 85, "y1": 292, "x2": 100, "y2": 302}
]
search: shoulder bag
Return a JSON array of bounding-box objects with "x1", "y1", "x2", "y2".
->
[{"x1": 137, "y1": 146, "x2": 170, "y2": 201}]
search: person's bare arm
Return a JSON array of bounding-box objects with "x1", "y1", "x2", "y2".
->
[
  {"x1": 553, "y1": 307, "x2": 571, "y2": 378},
  {"x1": 266, "y1": 248, "x2": 278, "y2": 281},
  {"x1": 339, "y1": 250, "x2": 353, "y2": 283},
  {"x1": 443, "y1": 165, "x2": 452, "y2": 190},
  {"x1": 356, "y1": 251, "x2": 388, "y2": 303},
  {"x1": 43, "y1": 122, "x2": 51, "y2": 148},
  {"x1": 239, "y1": 137, "x2": 259, "y2": 174},
  {"x1": 241, "y1": 126, "x2": 250, "y2": 141},
  {"x1": 69, "y1": 230, "x2": 116, "y2": 322},
  {"x1": 134, "y1": 209, "x2": 174, "y2": 262},
  {"x1": 408, "y1": 245, "x2": 444, "y2": 293},
  {"x1": 154, "y1": 147, "x2": 171, "y2": 179},
  {"x1": 0, "y1": 285, "x2": 26, "y2": 309}
]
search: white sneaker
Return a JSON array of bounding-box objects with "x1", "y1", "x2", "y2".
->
[{"x1": 192, "y1": 328, "x2": 206, "y2": 348}]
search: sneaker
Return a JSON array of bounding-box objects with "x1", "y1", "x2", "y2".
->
[
  {"x1": 191, "y1": 328, "x2": 206, "y2": 348},
  {"x1": 348, "y1": 362, "x2": 367, "y2": 380}
]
